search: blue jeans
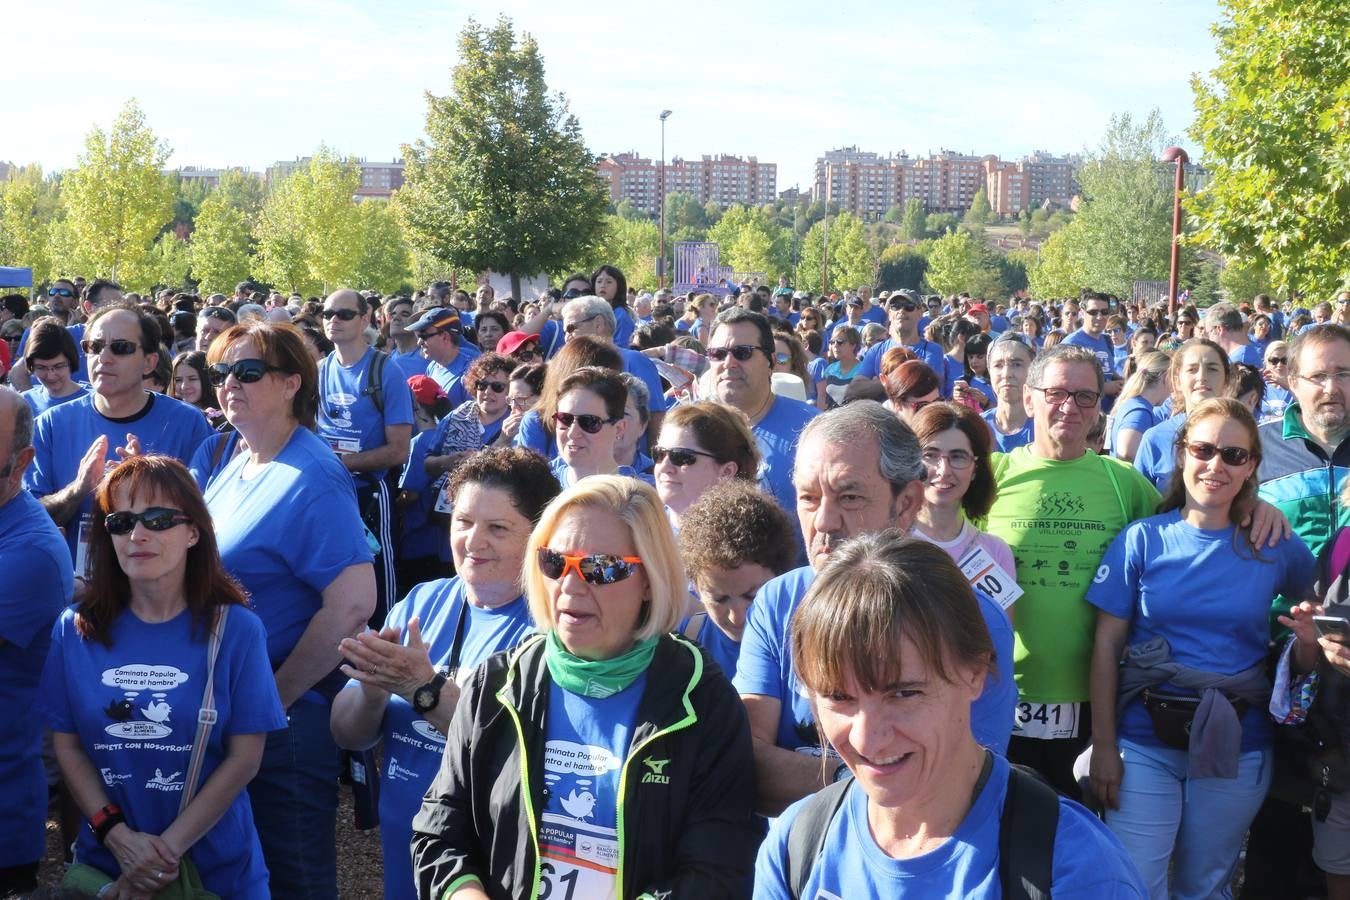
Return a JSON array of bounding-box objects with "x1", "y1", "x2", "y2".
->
[
  {"x1": 1105, "y1": 736, "x2": 1271, "y2": 900},
  {"x1": 248, "y1": 697, "x2": 340, "y2": 899}
]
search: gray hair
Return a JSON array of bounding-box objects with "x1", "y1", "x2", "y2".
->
[
  {"x1": 563, "y1": 296, "x2": 616, "y2": 336},
  {"x1": 1027, "y1": 344, "x2": 1104, "y2": 394},
  {"x1": 0, "y1": 386, "x2": 33, "y2": 461},
  {"x1": 797, "y1": 400, "x2": 924, "y2": 491},
  {"x1": 1203, "y1": 301, "x2": 1243, "y2": 332},
  {"x1": 618, "y1": 372, "x2": 651, "y2": 425}
]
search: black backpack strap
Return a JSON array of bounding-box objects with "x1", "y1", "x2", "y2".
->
[
  {"x1": 365, "y1": 349, "x2": 388, "y2": 415},
  {"x1": 1000, "y1": 764, "x2": 1060, "y2": 900},
  {"x1": 784, "y1": 776, "x2": 852, "y2": 899}
]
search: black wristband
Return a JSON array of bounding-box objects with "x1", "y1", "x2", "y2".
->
[{"x1": 91, "y1": 805, "x2": 125, "y2": 845}]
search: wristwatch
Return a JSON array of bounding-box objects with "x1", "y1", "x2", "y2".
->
[{"x1": 412, "y1": 670, "x2": 449, "y2": 715}]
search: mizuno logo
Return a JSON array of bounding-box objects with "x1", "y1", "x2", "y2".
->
[{"x1": 641, "y1": 756, "x2": 671, "y2": 784}]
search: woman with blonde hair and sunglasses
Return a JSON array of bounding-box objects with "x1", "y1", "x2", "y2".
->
[
  {"x1": 411, "y1": 476, "x2": 760, "y2": 900},
  {"x1": 1088, "y1": 398, "x2": 1315, "y2": 898}
]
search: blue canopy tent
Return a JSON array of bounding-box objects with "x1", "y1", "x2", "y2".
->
[{"x1": 0, "y1": 267, "x2": 33, "y2": 288}]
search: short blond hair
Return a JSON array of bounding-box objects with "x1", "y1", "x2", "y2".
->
[{"x1": 523, "y1": 476, "x2": 686, "y2": 642}]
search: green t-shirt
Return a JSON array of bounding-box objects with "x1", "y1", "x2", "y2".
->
[{"x1": 983, "y1": 447, "x2": 1160, "y2": 705}]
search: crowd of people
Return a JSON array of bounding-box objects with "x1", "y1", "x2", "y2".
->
[{"x1": 3, "y1": 270, "x2": 1350, "y2": 898}]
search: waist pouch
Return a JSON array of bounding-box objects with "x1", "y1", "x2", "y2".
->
[{"x1": 1142, "y1": 688, "x2": 1248, "y2": 750}]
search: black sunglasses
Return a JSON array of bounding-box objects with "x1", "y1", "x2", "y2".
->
[
  {"x1": 1186, "y1": 441, "x2": 1252, "y2": 466},
  {"x1": 1268, "y1": 356, "x2": 1288, "y2": 365},
  {"x1": 474, "y1": 381, "x2": 507, "y2": 394},
  {"x1": 537, "y1": 548, "x2": 643, "y2": 585},
  {"x1": 887, "y1": 300, "x2": 918, "y2": 311},
  {"x1": 553, "y1": 411, "x2": 616, "y2": 434},
  {"x1": 321, "y1": 308, "x2": 362, "y2": 321},
  {"x1": 82, "y1": 339, "x2": 139, "y2": 357},
  {"x1": 207, "y1": 359, "x2": 283, "y2": 387},
  {"x1": 513, "y1": 347, "x2": 539, "y2": 361},
  {"x1": 652, "y1": 446, "x2": 718, "y2": 467},
  {"x1": 706, "y1": 344, "x2": 764, "y2": 363},
  {"x1": 104, "y1": 507, "x2": 194, "y2": 536}
]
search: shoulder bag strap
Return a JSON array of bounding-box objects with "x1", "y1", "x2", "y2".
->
[
  {"x1": 999, "y1": 764, "x2": 1060, "y2": 900},
  {"x1": 179, "y1": 605, "x2": 228, "y2": 815},
  {"x1": 365, "y1": 349, "x2": 388, "y2": 416},
  {"x1": 784, "y1": 777, "x2": 852, "y2": 898}
]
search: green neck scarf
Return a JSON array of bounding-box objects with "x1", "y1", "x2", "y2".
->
[{"x1": 545, "y1": 630, "x2": 658, "y2": 699}]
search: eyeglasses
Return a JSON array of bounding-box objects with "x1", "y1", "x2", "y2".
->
[
  {"x1": 1268, "y1": 356, "x2": 1288, "y2": 366},
  {"x1": 652, "y1": 446, "x2": 717, "y2": 467},
  {"x1": 104, "y1": 507, "x2": 194, "y2": 536},
  {"x1": 887, "y1": 300, "x2": 918, "y2": 311},
  {"x1": 921, "y1": 448, "x2": 975, "y2": 470},
  {"x1": 1084, "y1": 308, "x2": 1110, "y2": 318},
  {"x1": 474, "y1": 380, "x2": 507, "y2": 394},
  {"x1": 81, "y1": 339, "x2": 139, "y2": 357},
  {"x1": 508, "y1": 394, "x2": 536, "y2": 410},
  {"x1": 321, "y1": 308, "x2": 361, "y2": 321},
  {"x1": 774, "y1": 352, "x2": 791, "y2": 365},
  {"x1": 563, "y1": 314, "x2": 603, "y2": 335},
  {"x1": 1032, "y1": 386, "x2": 1101, "y2": 408},
  {"x1": 706, "y1": 344, "x2": 765, "y2": 363},
  {"x1": 1298, "y1": 371, "x2": 1350, "y2": 390},
  {"x1": 32, "y1": 361, "x2": 70, "y2": 377},
  {"x1": 828, "y1": 339, "x2": 853, "y2": 347},
  {"x1": 1186, "y1": 441, "x2": 1252, "y2": 466},
  {"x1": 48, "y1": 287, "x2": 75, "y2": 298},
  {"x1": 513, "y1": 347, "x2": 539, "y2": 361},
  {"x1": 207, "y1": 359, "x2": 283, "y2": 387},
  {"x1": 553, "y1": 411, "x2": 617, "y2": 433},
  {"x1": 538, "y1": 548, "x2": 643, "y2": 585}
]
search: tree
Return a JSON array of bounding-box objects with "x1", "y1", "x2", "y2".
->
[
  {"x1": 1190, "y1": 0, "x2": 1350, "y2": 295},
  {"x1": 615, "y1": 199, "x2": 647, "y2": 221},
  {"x1": 900, "y1": 198, "x2": 928, "y2": 241},
  {"x1": 877, "y1": 243, "x2": 929, "y2": 292},
  {"x1": 399, "y1": 16, "x2": 607, "y2": 299},
  {"x1": 167, "y1": 174, "x2": 210, "y2": 238},
  {"x1": 255, "y1": 147, "x2": 362, "y2": 294},
  {"x1": 927, "y1": 212, "x2": 958, "y2": 236},
  {"x1": 965, "y1": 188, "x2": 993, "y2": 226},
  {"x1": 794, "y1": 212, "x2": 873, "y2": 293},
  {"x1": 1027, "y1": 225, "x2": 1093, "y2": 298},
  {"x1": 0, "y1": 165, "x2": 55, "y2": 287},
  {"x1": 586, "y1": 215, "x2": 660, "y2": 290},
  {"x1": 148, "y1": 232, "x2": 193, "y2": 290},
  {"x1": 59, "y1": 99, "x2": 173, "y2": 283},
  {"x1": 214, "y1": 170, "x2": 267, "y2": 222},
  {"x1": 1218, "y1": 257, "x2": 1271, "y2": 303},
  {"x1": 190, "y1": 195, "x2": 253, "y2": 294},
  {"x1": 925, "y1": 231, "x2": 1000, "y2": 297},
  {"x1": 351, "y1": 200, "x2": 411, "y2": 294},
  {"x1": 706, "y1": 204, "x2": 792, "y2": 281},
  {"x1": 883, "y1": 204, "x2": 905, "y2": 225}
]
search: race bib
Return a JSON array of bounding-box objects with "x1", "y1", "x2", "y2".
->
[
  {"x1": 329, "y1": 438, "x2": 361, "y2": 455},
  {"x1": 958, "y1": 545, "x2": 1023, "y2": 610},
  {"x1": 538, "y1": 851, "x2": 617, "y2": 900},
  {"x1": 1013, "y1": 701, "x2": 1081, "y2": 740}
]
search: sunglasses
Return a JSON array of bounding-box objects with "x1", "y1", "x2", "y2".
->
[
  {"x1": 1268, "y1": 356, "x2": 1287, "y2": 366},
  {"x1": 652, "y1": 446, "x2": 717, "y2": 467},
  {"x1": 513, "y1": 347, "x2": 539, "y2": 361},
  {"x1": 538, "y1": 548, "x2": 643, "y2": 585},
  {"x1": 553, "y1": 411, "x2": 616, "y2": 433},
  {"x1": 104, "y1": 507, "x2": 194, "y2": 536},
  {"x1": 207, "y1": 359, "x2": 283, "y2": 387},
  {"x1": 508, "y1": 395, "x2": 536, "y2": 410},
  {"x1": 563, "y1": 314, "x2": 603, "y2": 335},
  {"x1": 887, "y1": 300, "x2": 918, "y2": 311},
  {"x1": 48, "y1": 287, "x2": 75, "y2": 298},
  {"x1": 321, "y1": 308, "x2": 362, "y2": 321},
  {"x1": 706, "y1": 344, "x2": 764, "y2": 363},
  {"x1": 474, "y1": 381, "x2": 507, "y2": 394},
  {"x1": 82, "y1": 339, "x2": 139, "y2": 357},
  {"x1": 1186, "y1": 441, "x2": 1252, "y2": 466},
  {"x1": 1084, "y1": 308, "x2": 1111, "y2": 318},
  {"x1": 774, "y1": 352, "x2": 790, "y2": 365}
]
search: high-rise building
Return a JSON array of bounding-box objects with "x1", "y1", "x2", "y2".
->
[
  {"x1": 598, "y1": 152, "x2": 777, "y2": 215},
  {"x1": 264, "y1": 157, "x2": 404, "y2": 200},
  {"x1": 166, "y1": 166, "x2": 262, "y2": 190}
]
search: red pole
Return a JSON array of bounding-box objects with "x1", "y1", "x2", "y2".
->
[{"x1": 1162, "y1": 147, "x2": 1189, "y2": 322}]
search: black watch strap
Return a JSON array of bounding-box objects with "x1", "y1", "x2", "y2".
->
[{"x1": 413, "y1": 670, "x2": 449, "y2": 714}]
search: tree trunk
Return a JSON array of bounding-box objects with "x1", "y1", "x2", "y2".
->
[{"x1": 510, "y1": 272, "x2": 522, "y2": 302}]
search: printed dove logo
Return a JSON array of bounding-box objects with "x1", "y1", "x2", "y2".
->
[
  {"x1": 141, "y1": 700, "x2": 171, "y2": 724},
  {"x1": 559, "y1": 788, "x2": 597, "y2": 821}
]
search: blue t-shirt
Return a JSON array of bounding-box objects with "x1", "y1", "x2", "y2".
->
[
  {"x1": 681, "y1": 613, "x2": 743, "y2": 682},
  {"x1": 398, "y1": 428, "x2": 452, "y2": 563},
  {"x1": 513, "y1": 409, "x2": 557, "y2": 460},
  {"x1": 859, "y1": 337, "x2": 947, "y2": 383},
  {"x1": 0, "y1": 490, "x2": 73, "y2": 866},
  {"x1": 538, "y1": 319, "x2": 567, "y2": 361},
  {"x1": 366, "y1": 580, "x2": 534, "y2": 900},
  {"x1": 754, "y1": 754, "x2": 1146, "y2": 899},
  {"x1": 733, "y1": 566, "x2": 1016, "y2": 755},
  {"x1": 188, "y1": 430, "x2": 242, "y2": 493},
  {"x1": 752, "y1": 396, "x2": 818, "y2": 552},
  {"x1": 612, "y1": 305, "x2": 636, "y2": 349},
  {"x1": 1132, "y1": 414, "x2": 1187, "y2": 492},
  {"x1": 620, "y1": 347, "x2": 671, "y2": 414},
  {"x1": 317, "y1": 347, "x2": 415, "y2": 484},
  {"x1": 549, "y1": 458, "x2": 649, "y2": 488},
  {"x1": 1062, "y1": 330, "x2": 1119, "y2": 410},
  {"x1": 539, "y1": 673, "x2": 646, "y2": 899},
  {"x1": 967, "y1": 375, "x2": 995, "y2": 408},
  {"x1": 389, "y1": 346, "x2": 429, "y2": 381},
  {"x1": 1109, "y1": 396, "x2": 1166, "y2": 458},
  {"x1": 981, "y1": 408, "x2": 1034, "y2": 453},
  {"x1": 1260, "y1": 384, "x2": 1293, "y2": 423},
  {"x1": 1086, "y1": 510, "x2": 1315, "y2": 752},
  {"x1": 426, "y1": 352, "x2": 475, "y2": 409},
  {"x1": 39, "y1": 605, "x2": 286, "y2": 899},
  {"x1": 22, "y1": 382, "x2": 88, "y2": 418},
  {"x1": 204, "y1": 428, "x2": 374, "y2": 677},
  {"x1": 1229, "y1": 344, "x2": 1264, "y2": 367},
  {"x1": 25, "y1": 392, "x2": 214, "y2": 564}
]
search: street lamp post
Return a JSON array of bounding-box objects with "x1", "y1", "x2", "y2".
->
[
  {"x1": 1161, "y1": 146, "x2": 1189, "y2": 322},
  {"x1": 658, "y1": 110, "x2": 672, "y2": 290}
]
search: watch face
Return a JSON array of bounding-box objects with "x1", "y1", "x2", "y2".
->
[{"x1": 414, "y1": 687, "x2": 434, "y2": 710}]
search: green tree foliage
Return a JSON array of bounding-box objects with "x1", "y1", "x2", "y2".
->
[
  {"x1": 924, "y1": 231, "x2": 1002, "y2": 298},
  {"x1": 901, "y1": 198, "x2": 928, "y2": 241},
  {"x1": 883, "y1": 204, "x2": 905, "y2": 225},
  {"x1": 190, "y1": 195, "x2": 253, "y2": 294},
  {"x1": 168, "y1": 175, "x2": 210, "y2": 237},
  {"x1": 965, "y1": 188, "x2": 993, "y2": 226},
  {"x1": 615, "y1": 199, "x2": 647, "y2": 221},
  {"x1": 214, "y1": 170, "x2": 267, "y2": 222},
  {"x1": 255, "y1": 147, "x2": 362, "y2": 294},
  {"x1": 1218, "y1": 257, "x2": 1271, "y2": 303},
  {"x1": 706, "y1": 204, "x2": 792, "y2": 280},
  {"x1": 927, "y1": 212, "x2": 958, "y2": 236},
  {"x1": 794, "y1": 212, "x2": 873, "y2": 293},
  {"x1": 59, "y1": 99, "x2": 173, "y2": 282},
  {"x1": 149, "y1": 232, "x2": 193, "y2": 290},
  {"x1": 352, "y1": 200, "x2": 411, "y2": 294},
  {"x1": 0, "y1": 165, "x2": 54, "y2": 286},
  {"x1": 1027, "y1": 225, "x2": 1093, "y2": 298},
  {"x1": 589, "y1": 215, "x2": 660, "y2": 291},
  {"x1": 1190, "y1": 0, "x2": 1350, "y2": 295},
  {"x1": 399, "y1": 16, "x2": 607, "y2": 298},
  {"x1": 664, "y1": 192, "x2": 708, "y2": 235},
  {"x1": 877, "y1": 243, "x2": 929, "y2": 292}
]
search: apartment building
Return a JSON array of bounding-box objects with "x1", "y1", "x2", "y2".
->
[{"x1": 598, "y1": 152, "x2": 777, "y2": 214}]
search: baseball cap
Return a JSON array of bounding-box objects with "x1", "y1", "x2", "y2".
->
[
  {"x1": 408, "y1": 307, "x2": 463, "y2": 334},
  {"x1": 496, "y1": 331, "x2": 540, "y2": 357},
  {"x1": 407, "y1": 375, "x2": 447, "y2": 406},
  {"x1": 968, "y1": 303, "x2": 989, "y2": 314},
  {"x1": 847, "y1": 296, "x2": 864, "y2": 308}
]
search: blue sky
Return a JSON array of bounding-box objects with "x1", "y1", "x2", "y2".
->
[{"x1": 10, "y1": 0, "x2": 1222, "y2": 188}]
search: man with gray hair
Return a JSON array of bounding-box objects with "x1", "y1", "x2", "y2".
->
[
  {"x1": 734, "y1": 400, "x2": 1015, "y2": 816},
  {"x1": 1204, "y1": 301, "x2": 1264, "y2": 366},
  {"x1": 0, "y1": 387, "x2": 73, "y2": 894},
  {"x1": 559, "y1": 295, "x2": 668, "y2": 442}
]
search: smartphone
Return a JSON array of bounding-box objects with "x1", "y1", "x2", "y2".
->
[{"x1": 1314, "y1": 615, "x2": 1350, "y2": 639}]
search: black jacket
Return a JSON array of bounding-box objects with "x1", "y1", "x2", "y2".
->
[{"x1": 411, "y1": 632, "x2": 760, "y2": 899}]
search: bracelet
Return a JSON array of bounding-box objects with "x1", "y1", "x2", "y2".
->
[{"x1": 90, "y1": 803, "x2": 125, "y2": 845}]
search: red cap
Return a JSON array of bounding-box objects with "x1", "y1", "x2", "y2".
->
[
  {"x1": 407, "y1": 375, "x2": 447, "y2": 406},
  {"x1": 968, "y1": 303, "x2": 989, "y2": 314},
  {"x1": 497, "y1": 331, "x2": 540, "y2": 357}
]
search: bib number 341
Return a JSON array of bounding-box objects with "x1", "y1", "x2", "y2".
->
[{"x1": 1013, "y1": 701, "x2": 1081, "y2": 740}]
